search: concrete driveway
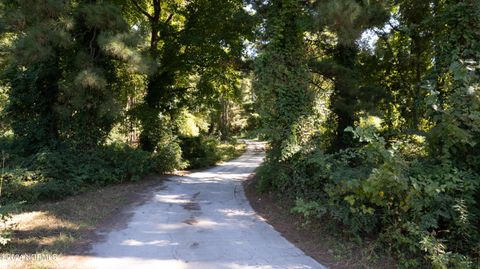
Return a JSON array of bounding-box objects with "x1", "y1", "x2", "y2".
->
[{"x1": 68, "y1": 141, "x2": 326, "y2": 269}]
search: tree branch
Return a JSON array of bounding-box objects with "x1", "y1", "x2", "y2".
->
[
  {"x1": 165, "y1": 13, "x2": 174, "y2": 24},
  {"x1": 131, "y1": 0, "x2": 153, "y2": 19}
]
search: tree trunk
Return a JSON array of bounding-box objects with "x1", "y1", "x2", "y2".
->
[
  {"x1": 139, "y1": 2, "x2": 162, "y2": 152},
  {"x1": 329, "y1": 43, "x2": 358, "y2": 152}
]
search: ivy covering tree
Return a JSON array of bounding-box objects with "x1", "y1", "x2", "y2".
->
[
  {"x1": 252, "y1": 0, "x2": 480, "y2": 267},
  {"x1": 253, "y1": 0, "x2": 314, "y2": 165}
]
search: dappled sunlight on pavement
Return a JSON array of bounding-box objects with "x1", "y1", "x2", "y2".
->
[{"x1": 62, "y1": 141, "x2": 326, "y2": 269}]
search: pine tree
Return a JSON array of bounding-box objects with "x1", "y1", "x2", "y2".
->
[
  {"x1": 1, "y1": 0, "x2": 69, "y2": 152},
  {"x1": 309, "y1": 0, "x2": 388, "y2": 151},
  {"x1": 1, "y1": 0, "x2": 136, "y2": 150},
  {"x1": 60, "y1": 0, "x2": 131, "y2": 148}
]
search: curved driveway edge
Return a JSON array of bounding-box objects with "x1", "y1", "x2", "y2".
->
[{"x1": 65, "y1": 141, "x2": 327, "y2": 269}]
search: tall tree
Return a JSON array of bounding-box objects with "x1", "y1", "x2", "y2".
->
[
  {"x1": 62, "y1": 0, "x2": 131, "y2": 148},
  {"x1": 308, "y1": 0, "x2": 388, "y2": 151},
  {"x1": 360, "y1": 1, "x2": 434, "y2": 134},
  {"x1": 126, "y1": 0, "x2": 253, "y2": 151},
  {"x1": 253, "y1": 0, "x2": 314, "y2": 164},
  {"x1": 0, "y1": 0, "x2": 69, "y2": 152},
  {"x1": 125, "y1": 0, "x2": 178, "y2": 151},
  {"x1": 1, "y1": 0, "x2": 136, "y2": 150}
]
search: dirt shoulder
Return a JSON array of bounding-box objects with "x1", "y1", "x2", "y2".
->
[
  {"x1": 6, "y1": 175, "x2": 169, "y2": 254},
  {"x1": 243, "y1": 175, "x2": 396, "y2": 269},
  {"x1": 0, "y1": 174, "x2": 173, "y2": 269}
]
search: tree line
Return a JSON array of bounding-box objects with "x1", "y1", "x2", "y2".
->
[
  {"x1": 253, "y1": 0, "x2": 479, "y2": 268},
  {"x1": 0, "y1": 0, "x2": 255, "y2": 219},
  {"x1": 1, "y1": 0, "x2": 479, "y2": 268},
  {"x1": 0, "y1": 0, "x2": 254, "y2": 151}
]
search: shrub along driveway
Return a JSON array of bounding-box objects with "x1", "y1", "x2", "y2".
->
[{"x1": 63, "y1": 141, "x2": 325, "y2": 269}]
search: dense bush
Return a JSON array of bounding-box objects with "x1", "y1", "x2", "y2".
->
[
  {"x1": 0, "y1": 134, "x2": 244, "y2": 205},
  {"x1": 153, "y1": 137, "x2": 186, "y2": 173},
  {"x1": 179, "y1": 136, "x2": 221, "y2": 169},
  {"x1": 179, "y1": 136, "x2": 245, "y2": 169},
  {"x1": 0, "y1": 141, "x2": 184, "y2": 204},
  {"x1": 259, "y1": 126, "x2": 480, "y2": 268}
]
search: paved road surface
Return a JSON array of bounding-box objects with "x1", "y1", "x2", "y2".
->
[{"x1": 68, "y1": 141, "x2": 326, "y2": 269}]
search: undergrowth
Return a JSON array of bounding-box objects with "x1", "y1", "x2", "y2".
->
[{"x1": 258, "y1": 126, "x2": 480, "y2": 268}]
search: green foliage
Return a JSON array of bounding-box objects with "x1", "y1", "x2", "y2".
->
[
  {"x1": 124, "y1": 0, "x2": 254, "y2": 151},
  {"x1": 254, "y1": 1, "x2": 312, "y2": 143},
  {"x1": 59, "y1": 1, "x2": 131, "y2": 149},
  {"x1": 0, "y1": 151, "x2": 14, "y2": 249},
  {"x1": 253, "y1": 0, "x2": 316, "y2": 196},
  {"x1": 179, "y1": 136, "x2": 244, "y2": 169},
  {"x1": 252, "y1": 1, "x2": 480, "y2": 267},
  {"x1": 1, "y1": 0, "x2": 479, "y2": 267},
  {"x1": 292, "y1": 198, "x2": 325, "y2": 220},
  {"x1": 245, "y1": 113, "x2": 262, "y2": 133},
  {"x1": 265, "y1": 126, "x2": 480, "y2": 268},
  {"x1": 0, "y1": 0, "x2": 252, "y2": 210},
  {"x1": 153, "y1": 137, "x2": 186, "y2": 173},
  {"x1": 255, "y1": 163, "x2": 289, "y2": 193},
  {"x1": 0, "y1": 0, "x2": 140, "y2": 151},
  {"x1": 179, "y1": 136, "x2": 220, "y2": 169},
  {"x1": 0, "y1": 142, "x2": 185, "y2": 204},
  {"x1": 100, "y1": 143, "x2": 154, "y2": 182},
  {"x1": 0, "y1": 203, "x2": 16, "y2": 248}
]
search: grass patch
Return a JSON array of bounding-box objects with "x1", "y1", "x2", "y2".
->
[
  {"x1": 180, "y1": 136, "x2": 247, "y2": 169},
  {"x1": 0, "y1": 176, "x2": 167, "y2": 268},
  {"x1": 216, "y1": 140, "x2": 247, "y2": 163}
]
